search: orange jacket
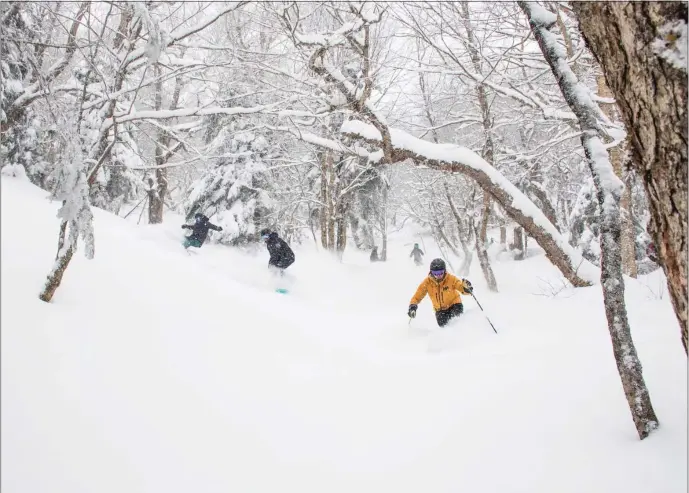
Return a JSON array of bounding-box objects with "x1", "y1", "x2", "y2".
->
[{"x1": 410, "y1": 273, "x2": 472, "y2": 311}]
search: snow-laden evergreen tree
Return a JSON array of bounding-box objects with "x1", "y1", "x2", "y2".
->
[
  {"x1": 0, "y1": 4, "x2": 42, "y2": 183},
  {"x1": 185, "y1": 119, "x2": 273, "y2": 246}
]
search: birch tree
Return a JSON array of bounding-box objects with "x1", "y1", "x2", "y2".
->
[
  {"x1": 570, "y1": 1, "x2": 688, "y2": 355},
  {"x1": 519, "y1": 0, "x2": 658, "y2": 440}
]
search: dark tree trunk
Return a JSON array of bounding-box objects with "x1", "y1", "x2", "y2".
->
[
  {"x1": 571, "y1": 1, "x2": 687, "y2": 354},
  {"x1": 39, "y1": 220, "x2": 75, "y2": 303}
]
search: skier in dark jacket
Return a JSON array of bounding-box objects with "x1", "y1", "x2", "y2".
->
[
  {"x1": 260, "y1": 228, "x2": 295, "y2": 272},
  {"x1": 181, "y1": 213, "x2": 222, "y2": 249},
  {"x1": 370, "y1": 246, "x2": 380, "y2": 262},
  {"x1": 410, "y1": 243, "x2": 424, "y2": 266}
]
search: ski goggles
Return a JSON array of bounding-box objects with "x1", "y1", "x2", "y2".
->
[
  {"x1": 430, "y1": 269, "x2": 445, "y2": 278},
  {"x1": 261, "y1": 234, "x2": 270, "y2": 241}
]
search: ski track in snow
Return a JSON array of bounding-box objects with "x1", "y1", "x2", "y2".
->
[{"x1": 1, "y1": 177, "x2": 686, "y2": 493}]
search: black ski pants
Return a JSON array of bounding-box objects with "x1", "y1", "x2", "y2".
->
[{"x1": 435, "y1": 303, "x2": 463, "y2": 327}]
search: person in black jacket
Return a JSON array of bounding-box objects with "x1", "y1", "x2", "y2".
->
[
  {"x1": 260, "y1": 228, "x2": 295, "y2": 273},
  {"x1": 182, "y1": 213, "x2": 222, "y2": 249},
  {"x1": 370, "y1": 246, "x2": 380, "y2": 262}
]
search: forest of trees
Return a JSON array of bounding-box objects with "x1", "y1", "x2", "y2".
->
[{"x1": 1, "y1": 1, "x2": 686, "y2": 439}]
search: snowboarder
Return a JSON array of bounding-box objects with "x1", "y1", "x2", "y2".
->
[
  {"x1": 407, "y1": 258, "x2": 473, "y2": 327},
  {"x1": 260, "y1": 228, "x2": 295, "y2": 274},
  {"x1": 370, "y1": 246, "x2": 380, "y2": 262},
  {"x1": 409, "y1": 243, "x2": 424, "y2": 266},
  {"x1": 181, "y1": 213, "x2": 222, "y2": 249}
]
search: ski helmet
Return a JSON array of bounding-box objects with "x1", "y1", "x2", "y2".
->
[
  {"x1": 414, "y1": 243, "x2": 419, "y2": 248},
  {"x1": 429, "y1": 258, "x2": 446, "y2": 271}
]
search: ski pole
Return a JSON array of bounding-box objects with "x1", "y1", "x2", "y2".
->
[{"x1": 471, "y1": 292, "x2": 498, "y2": 334}]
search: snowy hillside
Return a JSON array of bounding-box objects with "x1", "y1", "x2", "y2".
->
[{"x1": 2, "y1": 177, "x2": 686, "y2": 493}]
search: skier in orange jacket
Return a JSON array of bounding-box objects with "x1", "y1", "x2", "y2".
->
[{"x1": 408, "y1": 258, "x2": 473, "y2": 327}]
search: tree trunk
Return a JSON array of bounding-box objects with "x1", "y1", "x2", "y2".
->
[
  {"x1": 335, "y1": 199, "x2": 348, "y2": 259},
  {"x1": 528, "y1": 183, "x2": 560, "y2": 233},
  {"x1": 521, "y1": 0, "x2": 659, "y2": 439},
  {"x1": 327, "y1": 153, "x2": 336, "y2": 251},
  {"x1": 446, "y1": 186, "x2": 473, "y2": 276},
  {"x1": 148, "y1": 62, "x2": 180, "y2": 225},
  {"x1": 500, "y1": 225, "x2": 506, "y2": 245},
  {"x1": 39, "y1": 220, "x2": 75, "y2": 303},
  {"x1": 479, "y1": 195, "x2": 491, "y2": 242},
  {"x1": 512, "y1": 226, "x2": 525, "y2": 260},
  {"x1": 571, "y1": 1, "x2": 687, "y2": 354},
  {"x1": 596, "y1": 74, "x2": 637, "y2": 278},
  {"x1": 380, "y1": 181, "x2": 388, "y2": 261},
  {"x1": 473, "y1": 220, "x2": 498, "y2": 292},
  {"x1": 460, "y1": 0, "x2": 495, "y2": 247},
  {"x1": 320, "y1": 151, "x2": 330, "y2": 249}
]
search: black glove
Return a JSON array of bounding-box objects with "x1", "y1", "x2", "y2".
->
[
  {"x1": 408, "y1": 304, "x2": 418, "y2": 318},
  {"x1": 217, "y1": 226, "x2": 223, "y2": 231},
  {"x1": 462, "y1": 278, "x2": 473, "y2": 294}
]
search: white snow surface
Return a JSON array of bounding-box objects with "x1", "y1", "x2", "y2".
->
[{"x1": 2, "y1": 178, "x2": 686, "y2": 493}]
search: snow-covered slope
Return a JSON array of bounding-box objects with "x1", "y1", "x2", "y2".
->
[{"x1": 2, "y1": 177, "x2": 686, "y2": 493}]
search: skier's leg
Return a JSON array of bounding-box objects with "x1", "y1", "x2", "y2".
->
[
  {"x1": 447, "y1": 303, "x2": 464, "y2": 323},
  {"x1": 435, "y1": 308, "x2": 451, "y2": 327}
]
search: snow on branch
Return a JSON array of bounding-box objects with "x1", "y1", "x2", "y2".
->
[
  {"x1": 268, "y1": 125, "x2": 382, "y2": 163},
  {"x1": 123, "y1": 2, "x2": 250, "y2": 68},
  {"x1": 281, "y1": 1, "x2": 383, "y2": 49},
  {"x1": 103, "y1": 98, "x2": 297, "y2": 129},
  {"x1": 342, "y1": 118, "x2": 598, "y2": 286}
]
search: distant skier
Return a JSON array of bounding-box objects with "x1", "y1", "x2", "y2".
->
[
  {"x1": 370, "y1": 246, "x2": 380, "y2": 262},
  {"x1": 181, "y1": 213, "x2": 222, "y2": 249},
  {"x1": 407, "y1": 258, "x2": 473, "y2": 327},
  {"x1": 260, "y1": 228, "x2": 295, "y2": 274},
  {"x1": 409, "y1": 243, "x2": 424, "y2": 266}
]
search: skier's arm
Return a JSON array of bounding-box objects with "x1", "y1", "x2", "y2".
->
[
  {"x1": 181, "y1": 224, "x2": 192, "y2": 229},
  {"x1": 453, "y1": 277, "x2": 473, "y2": 295},
  {"x1": 208, "y1": 222, "x2": 223, "y2": 231},
  {"x1": 410, "y1": 279, "x2": 429, "y2": 305}
]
